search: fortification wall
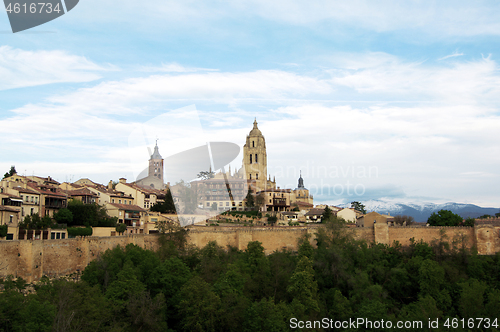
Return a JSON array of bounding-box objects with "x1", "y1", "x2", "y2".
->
[
  {"x1": 187, "y1": 227, "x2": 312, "y2": 254},
  {"x1": 387, "y1": 226, "x2": 476, "y2": 249},
  {"x1": 1, "y1": 224, "x2": 499, "y2": 282}
]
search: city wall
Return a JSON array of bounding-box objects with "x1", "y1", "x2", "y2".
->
[{"x1": 1, "y1": 224, "x2": 499, "y2": 282}]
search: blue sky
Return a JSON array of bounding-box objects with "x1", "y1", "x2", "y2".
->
[{"x1": 1, "y1": 1, "x2": 500, "y2": 207}]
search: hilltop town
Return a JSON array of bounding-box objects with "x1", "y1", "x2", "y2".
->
[{"x1": 0, "y1": 119, "x2": 406, "y2": 241}]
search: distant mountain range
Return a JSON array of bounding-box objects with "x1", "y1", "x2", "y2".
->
[{"x1": 340, "y1": 200, "x2": 499, "y2": 223}]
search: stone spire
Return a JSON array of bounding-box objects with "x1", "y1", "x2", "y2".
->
[
  {"x1": 150, "y1": 140, "x2": 162, "y2": 160},
  {"x1": 298, "y1": 170, "x2": 304, "y2": 189}
]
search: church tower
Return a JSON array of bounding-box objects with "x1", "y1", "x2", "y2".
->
[
  {"x1": 136, "y1": 140, "x2": 165, "y2": 189},
  {"x1": 148, "y1": 141, "x2": 164, "y2": 182},
  {"x1": 243, "y1": 119, "x2": 268, "y2": 192}
]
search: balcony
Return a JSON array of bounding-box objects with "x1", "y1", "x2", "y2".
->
[{"x1": 273, "y1": 198, "x2": 288, "y2": 206}]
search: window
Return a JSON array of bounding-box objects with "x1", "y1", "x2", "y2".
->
[
  {"x1": 269, "y1": 199, "x2": 272, "y2": 203},
  {"x1": 25, "y1": 196, "x2": 29, "y2": 202},
  {"x1": 252, "y1": 141, "x2": 254, "y2": 147},
  {"x1": 226, "y1": 202, "x2": 229, "y2": 206},
  {"x1": 31, "y1": 196, "x2": 33, "y2": 203},
  {"x1": 9, "y1": 215, "x2": 13, "y2": 223},
  {"x1": 219, "y1": 202, "x2": 222, "y2": 206},
  {"x1": 35, "y1": 197, "x2": 38, "y2": 204},
  {"x1": 256, "y1": 174, "x2": 258, "y2": 180},
  {"x1": 249, "y1": 155, "x2": 252, "y2": 163},
  {"x1": 31, "y1": 208, "x2": 34, "y2": 215},
  {"x1": 207, "y1": 202, "x2": 210, "y2": 207},
  {"x1": 119, "y1": 200, "x2": 121, "y2": 204},
  {"x1": 255, "y1": 154, "x2": 258, "y2": 163},
  {"x1": 112, "y1": 199, "x2": 115, "y2": 203}
]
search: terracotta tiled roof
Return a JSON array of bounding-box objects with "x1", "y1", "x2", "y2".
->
[
  {"x1": 13, "y1": 187, "x2": 40, "y2": 195},
  {"x1": 0, "y1": 193, "x2": 22, "y2": 199},
  {"x1": 67, "y1": 188, "x2": 98, "y2": 197},
  {"x1": 305, "y1": 208, "x2": 325, "y2": 216},
  {"x1": 107, "y1": 203, "x2": 146, "y2": 212},
  {"x1": 124, "y1": 183, "x2": 167, "y2": 196},
  {"x1": 27, "y1": 183, "x2": 67, "y2": 198},
  {"x1": 296, "y1": 201, "x2": 313, "y2": 207},
  {"x1": 282, "y1": 211, "x2": 299, "y2": 216}
]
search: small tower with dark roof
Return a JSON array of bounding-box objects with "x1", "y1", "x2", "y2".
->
[{"x1": 297, "y1": 170, "x2": 305, "y2": 189}]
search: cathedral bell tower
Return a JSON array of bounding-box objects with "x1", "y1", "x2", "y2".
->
[{"x1": 243, "y1": 119, "x2": 268, "y2": 192}]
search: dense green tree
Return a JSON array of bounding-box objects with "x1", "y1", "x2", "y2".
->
[
  {"x1": 177, "y1": 276, "x2": 222, "y2": 332},
  {"x1": 351, "y1": 201, "x2": 366, "y2": 214},
  {"x1": 427, "y1": 209, "x2": 463, "y2": 226},
  {"x1": 464, "y1": 217, "x2": 476, "y2": 227},
  {"x1": 245, "y1": 189, "x2": 255, "y2": 208},
  {"x1": 150, "y1": 189, "x2": 176, "y2": 213},
  {"x1": 458, "y1": 278, "x2": 488, "y2": 318},
  {"x1": 0, "y1": 225, "x2": 7, "y2": 238},
  {"x1": 419, "y1": 259, "x2": 451, "y2": 311},
  {"x1": 53, "y1": 208, "x2": 73, "y2": 224},
  {"x1": 2, "y1": 166, "x2": 16, "y2": 179},
  {"x1": 267, "y1": 215, "x2": 277, "y2": 226},
  {"x1": 321, "y1": 206, "x2": 332, "y2": 221},
  {"x1": 255, "y1": 192, "x2": 265, "y2": 210},
  {"x1": 287, "y1": 257, "x2": 319, "y2": 316},
  {"x1": 67, "y1": 200, "x2": 115, "y2": 227},
  {"x1": 243, "y1": 298, "x2": 289, "y2": 332},
  {"x1": 115, "y1": 223, "x2": 127, "y2": 235},
  {"x1": 19, "y1": 213, "x2": 54, "y2": 230}
]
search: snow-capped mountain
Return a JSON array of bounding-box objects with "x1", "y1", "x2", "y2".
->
[{"x1": 338, "y1": 200, "x2": 499, "y2": 222}]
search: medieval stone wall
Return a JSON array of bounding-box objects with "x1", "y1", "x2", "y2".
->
[{"x1": 1, "y1": 224, "x2": 500, "y2": 282}]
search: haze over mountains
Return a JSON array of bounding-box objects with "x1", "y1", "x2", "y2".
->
[{"x1": 340, "y1": 200, "x2": 499, "y2": 223}]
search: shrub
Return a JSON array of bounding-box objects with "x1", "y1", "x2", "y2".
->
[
  {"x1": 0, "y1": 224, "x2": 7, "y2": 238},
  {"x1": 67, "y1": 227, "x2": 92, "y2": 237},
  {"x1": 115, "y1": 223, "x2": 127, "y2": 234}
]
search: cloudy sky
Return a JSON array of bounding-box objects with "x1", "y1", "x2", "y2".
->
[{"x1": 1, "y1": 1, "x2": 500, "y2": 207}]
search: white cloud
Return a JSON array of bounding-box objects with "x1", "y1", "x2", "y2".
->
[
  {"x1": 438, "y1": 51, "x2": 464, "y2": 61},
  {"x1": 0, "y1": 46, "x2": 113, "y2": 90},
  {"x1": 328, "y1": 52, "x2": 500, "y2": 103},
  {"x1": 231, "y1": 0, "x2": 500, "y2": 37},
  {"x1": 138, "y1": 62, "x2": 218, "y2": 73}
]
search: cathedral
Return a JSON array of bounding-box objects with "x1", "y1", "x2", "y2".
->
[{"x1": 194, "y1": 118, "x2": 312, "y2": 212}]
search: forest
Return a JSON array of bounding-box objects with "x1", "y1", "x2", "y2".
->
[{"x1": 1, "y1": 218, "x2": 500, "y2": 332}]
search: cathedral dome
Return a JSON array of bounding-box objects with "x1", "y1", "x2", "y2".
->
[{"x1": 249, "y1": 118, "x2": 262, "y2": 136}]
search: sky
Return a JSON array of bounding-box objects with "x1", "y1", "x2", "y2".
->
[{"x1": 1, "y1": 1, "x2": 500, "y2": 207}]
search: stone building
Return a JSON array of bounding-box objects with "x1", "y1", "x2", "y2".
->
[
  {"x1": 290, "y1": 171, "x2": 313, "y2": 207},
  {"x1": 135, "y1": 141, "x2": 165, "y2": 189}
]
